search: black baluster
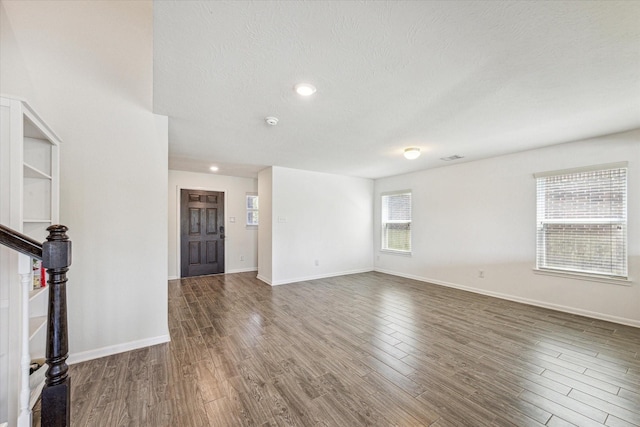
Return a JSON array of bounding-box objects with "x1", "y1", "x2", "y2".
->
[{"x1": 41, "y1": 225, "x2": 72, "y2": 427}]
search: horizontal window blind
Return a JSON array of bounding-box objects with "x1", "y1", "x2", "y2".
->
[
  {"x1": 536, "y1": 166, "x2": 627, "y2": 278},
  {"x1": 382, "y1": 192, "x2": 411, "y2": 252}
]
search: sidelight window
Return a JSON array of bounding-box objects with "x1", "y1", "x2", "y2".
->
[{"x1": 246, "y1": 194, "x2": 259, "y2": 226}]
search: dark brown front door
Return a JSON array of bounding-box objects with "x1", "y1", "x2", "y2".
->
[{"x1": 180, "y1": 189, "x2": 225, "y2": 277}]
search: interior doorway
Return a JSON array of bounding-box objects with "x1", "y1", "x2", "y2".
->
[{"x1": 180, "y1": 189, "x2": 225, "y2": 277}]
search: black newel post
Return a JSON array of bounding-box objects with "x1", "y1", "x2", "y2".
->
[{"x1": 41, "y1": 225, "x2": 72, "y2": 427}]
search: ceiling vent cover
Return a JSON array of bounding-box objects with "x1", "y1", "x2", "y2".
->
[{"x1": 440, "y1": 155, "x2": 464, "y2": 161}]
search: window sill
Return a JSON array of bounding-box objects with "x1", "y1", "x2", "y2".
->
[
  {"x1": 381, "y1": 249, "x2": 412, "y2": 257},
  {"x1": 533, "y1": 268, "x2": 632, "y2": 286}
]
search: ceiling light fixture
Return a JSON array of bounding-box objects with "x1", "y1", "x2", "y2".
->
[
  {"x1": 404, "y1": 147, "x2": 421, "y2": 160},
  {"x1": 294, "y1": 83, "x2": 316, "y2": 96},
  {"x1": 209, "y1": 166, "x2": 219, "y2": 172}
]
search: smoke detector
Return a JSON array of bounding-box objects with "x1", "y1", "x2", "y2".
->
[{"x1": 265, "y1": 116, "x2": 279, "y2": 126}]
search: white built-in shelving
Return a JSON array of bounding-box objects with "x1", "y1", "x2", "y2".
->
[{"x1": 0, "y1": 96, "x2": 61, "y2": 427}]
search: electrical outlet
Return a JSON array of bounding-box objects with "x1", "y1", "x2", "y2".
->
[
  {"x1": 240, "y1": 255, "x2": 244, "y2": 261},
  {"x1": 478, "y1": 270, "x2": 484, "y2": 279},
  {"x1": 314, "y1": 259, "x2": 319, "y2": 267}
]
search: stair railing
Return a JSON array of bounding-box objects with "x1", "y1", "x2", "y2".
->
[{"x1": 0, "y1": 224, "x2": 71, "y2": 427}]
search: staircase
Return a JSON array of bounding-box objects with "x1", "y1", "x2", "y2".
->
[{"x1": 0, "y1": 224, "x2": 72, "y2": 427}]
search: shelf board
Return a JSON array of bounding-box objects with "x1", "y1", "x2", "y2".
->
[
  {"x1": 23, "y1": 163, "x2": 52, "y2": 180},
  {"x1": 23, "y1": 219, "x2": 52, "y2": 223},
  {"x1": 28, "y1": 316, "x2": 47, "y2": 340}
]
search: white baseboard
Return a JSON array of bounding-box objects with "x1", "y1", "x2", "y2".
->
[
  {"x1": 256, "y1": 274, "x2": 272, "y2": 285},
  {"x1": 67, "y1": 333, "x2": 171, "y2": 365},
  {"x1": 226, "y1": 267, "x2": 258, "y2": 274},
  {"x1": 168, "y1": 276, "x2": 178, "y2": 280},
  {"x1": 374, "y1": 267, "x2": 640, "y2": 328},
  {"x1": 269, "y1": 268, "x2": 374, "y2": 286}
]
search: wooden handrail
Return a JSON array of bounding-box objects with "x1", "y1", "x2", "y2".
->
[{"x1": 0, "y1": 223, "x2": 43, "y2": 260}]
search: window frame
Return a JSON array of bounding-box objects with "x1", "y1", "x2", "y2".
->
[
  {"x1": 246, "y1": 193, "x2": 259, "y2": 227},
  {"x1": 534, "y1": 162, "x2": 629, "y2": 282},
  {"x1": 381, "y1": 190, "x2": 412, "y2": 255}
]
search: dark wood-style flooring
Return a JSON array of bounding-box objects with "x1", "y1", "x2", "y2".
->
[{"x1": 40, "y1": 272, "x2": 640, "y2": 426}]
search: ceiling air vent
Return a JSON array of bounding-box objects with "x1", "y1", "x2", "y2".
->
[{"x1": 440, "y1": 155, "x2": 464, "y2": 161}]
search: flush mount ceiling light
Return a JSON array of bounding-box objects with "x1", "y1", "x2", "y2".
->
[
  {"x1": 209, "y1": 166, "x2": 219, "y2": 172},
  {"x1": 404, "y1": 147, "x2": 421, "y2": 160},
  {"x1": 294, "y1": 83, "x2": 316, "y2": 96}
]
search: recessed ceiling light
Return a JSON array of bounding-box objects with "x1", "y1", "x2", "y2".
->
[
  {"x1": 209, "y1": 166, "x2": 219, "y2": 172},
  {"x1": 404, "y1": 147, "x2": 421, "y2": 160},
  {"x1": 294, "y1": 83, "x2": 316, "y2": 96}
]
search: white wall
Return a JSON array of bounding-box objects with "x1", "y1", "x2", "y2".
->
[
  {"x1": 257, "y1": 167, "x2": 273, "y2": 283},
  {"x1": 0, "y1": 0, "x2": 170, "y2": 361},
  {"x1": 168, "y1": 170, "x2": 258, "y2": 278},
  {"x1": 262, "y1": 166, "x2": 374, "y2": 285},
  {"x1": 375, "y1": 129, "x2": 640, "y2": 327}
]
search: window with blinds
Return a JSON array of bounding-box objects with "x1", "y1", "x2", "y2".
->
[
  {"x1": 381, "y1": 191, "x2": 412, "y2": 253},
  {"x1": 535, "y1": 163, "x2": 627, "y2": 278}
]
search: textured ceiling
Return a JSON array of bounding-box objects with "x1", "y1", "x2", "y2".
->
[{"x1": 154, "y1": 1, "x2": 640, "y2": 179}]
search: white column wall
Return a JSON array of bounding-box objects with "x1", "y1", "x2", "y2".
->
[
  {"x1": 257, "y1": 167, "x2": 274, "y2": 284},
  {"x1": 268, "y1": 166, "x2": 374, "y2": 285}
]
